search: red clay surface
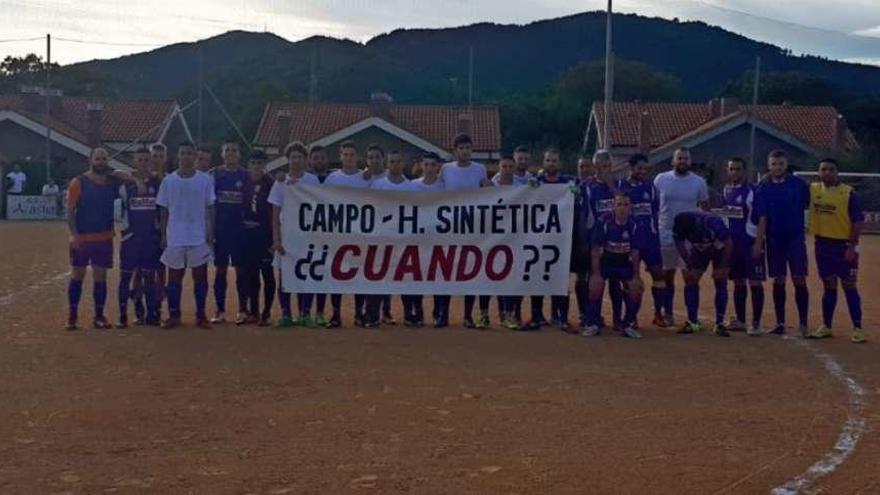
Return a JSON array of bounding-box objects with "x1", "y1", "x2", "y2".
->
[{"x1": 0, "y1": 222, "x2": 878, "y2": 494}]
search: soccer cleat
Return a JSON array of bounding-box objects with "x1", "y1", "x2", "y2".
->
[
  {"x1": 663, "y1": 315, "x2": 675, "y2": 328},
  {"x1": 234, "y1": 313, "x2": 249, "y2": 325},
  {"x1": 354, "y1": 316, "x2": 365, "y2": 328},
  {"x1": 65, "y1": 317, "x2": 79, "y2": 332},
  {"x1": 381, "y1": 313, "x2": 397, "y2": 325},
  {"x1": 713, "y1": 323, "x2": 731, "y2": 338},
  {"x1": 326, "y1": 316, "x2": 342, "y2": 329},
  {"x1": 115, "y1": 318, "x2": 129, "y2": 329},
  {"x1": 196, "y1": 318, "x2": 213, "y2": 330},
  {"x1": 314, "y1": 314, "x2": 328, "y2": 327},
  {"x1": 677, "y1": 321, "x2": 701, "y2": 334},
  {"x1": 434, "y1": 318, "x2": 449, "y2": 329},
  {"x1": 652, "y1": 312, "x2": 668, "y2": 328},
  {"x1": 519, "y1": 319, "x2": 543, "y2": 331},
  {"x1": 766, "y1": 324, "x2": 786, "y2": 336},
  {"x1": 93, "y1": 317, "x2": 112, "y2": 330},
  {"x1": 299, "y1": 315, "x2": 317, "y2": 328},
  {"x1": 363, "y1": 320, "x2": 379, "y2": 329},
  {"x1": 463, "y1": 318, "x2": 476, "y2": 329},
  {"x1": 475, "y1": 313, "x2": 490, "y2": 330},
  {"x1": 257, "y1": 316, "x2": 271, "y2": 327},
  {"x1": 747, "y1": 326, "x2": 763, "y2": 337},
  {"x1": 580, "y1": 325, "x2": 601, "y2": 337},
  {"x1": 210, "y1": 312, "x2": 227, "y2": 324},
  {"x1": 851, "y1": 328, "x2": 867, "y2": 344},
  {"x1": 561, "y1": 322, "x2": 580, "y2": 335},
  {"x1": 807, "y1": 325, "x2": 833, "y2": 340},
  {"x1": 133, "y1": 317, "x2": 146, "y2": 326},
  {"x1": 622, "y1": 325, "x2": 642, "y2": 339},
  {"x1": 403, "y1": 318, "x2": 418, "y2": 327},
  {"x1": 275, "y1": 316, "x2": 295, "y2": 329},
  {"x1": 161, "y1": 318, "x2": 181, "y2": 330},
  {"x1": 727, "y1": 320, "x2": 747, "y2": 332},
  {"x1": 414, "y1": 320, "x2": 424, "y2": 328},
  {"x1": 798, "y1": 325, "x2": 809, "y2": 338}
]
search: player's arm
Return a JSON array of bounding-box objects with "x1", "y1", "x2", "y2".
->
[
  {"x1": 629, "y1": 247, "x2": 644, "y2": 292},
  {"x1": 271, "y1": 205, "x2": 284, "y2": 255},
  {"x1": 846, "y1": 191, "x2": 865, "y2": 262},
  {"x1": 159, "y1": 207, "x2": 169, "y2": 249},
  {"x1": 111, "y1": 170, "x2": 146, "y2": 193},
  {"x1": 675, "y1": 238, "x2": 690, "y2": 268},
  {"x1": 205, "y1": 204, "x2": 215, "y2": 245},
  {"x1": 698, "y1": 178, "x2": 710, "y2": 211},
  {"x1": 66, "y1": 178, "x2": 81, "y2": 250}
]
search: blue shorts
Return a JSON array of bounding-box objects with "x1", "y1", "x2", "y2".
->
[
  {"x1": 70, "y1": 239, "x2": 113, "y2": 269},
  {"x1": 767, "y1": 236, "x2": 808, "y2": 279},
  {"x1": 640, "y1": 237, "x2": 662, "y2": 270},
  {"x1": 729, "y1": 239, "x2": 766, "y2": 281},
  {"x1": 214, "y1": 234, "x2": 245, "y2": 267},
  {"x1": 815, "y1": 238, "x2": 858, "y2": 282},
  {"x1": 688, "y1": 248, "x2": 724, "y2": 273},
  {"x1": 243, "y1": 228, "x2": 273, "y2": 268},
  {"x1": 120, "y1": 236, "x2": 162, "y2": 271},
  {"x1": 601, "y1": 264, "x2": 634, "y2": 281}
]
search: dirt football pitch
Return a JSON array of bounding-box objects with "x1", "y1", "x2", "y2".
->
[{"x1": 1, "y1": 221, "x2": 878, "y2": 494}]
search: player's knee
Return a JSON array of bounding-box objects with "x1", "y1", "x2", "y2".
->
[
  {"x1": 822, "y1": 277, "x2": 837, "y2": 291},
  {"x1": 773, "y1": 278, "x2": 786, "y2": 287},
  {"x1": 70, "y1": 267, "x2": 86, "y2": 281},
  {"x1": 792, "y1": 276, "x2": 807, "y2": 286},
  {"x1": 841, "y1": 279, "x2": 857, "y2": 291},
  {"x1": 733, "y1": 280, "x2": 747, "y2": 288}
]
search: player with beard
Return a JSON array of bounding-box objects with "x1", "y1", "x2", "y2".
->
[{"x1": 491, "y1": 145, "x2": 533, "y2": 186}]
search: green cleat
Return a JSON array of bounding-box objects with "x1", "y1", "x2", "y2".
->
[
  {"x1": 851, "y1": 328, "x2": 866, "y2": 344},
  {"x1": 299, "y1": 315, "x2": 317, "y2": 328},
  {"x1": 275, "y1": 316, "x2": 295, "y2": 329},
  {"x1": 314, "y1": 314, "x2": 328, "y2": 327},
  {"x1": 807, "y1": 325, "x2": 833, "y2": 339}
]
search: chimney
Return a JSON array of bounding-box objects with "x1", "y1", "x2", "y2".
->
[
  {"x1": 370, "y1": 92, "x2": 393, "y2": 121},
  {"x1": 832, "y1": 114, "x2": 848, "y2": 155},
  {"x1": 637, "y1": 111, "x2": 653, "y2": 154},
  {"x1": 457, "y1": 113, "x2": 474, "y2": 137},
  {"x1": 276, "y1": 109, "x2": 292, "y2": 151},
  {"x1": 720, "y1": 97, "x2": 740, "y2": 116},
  {"x1": 708, "y1": 98, "x2": 721, "y2": 119},
  {"x1": 86, "y1": 102, "x2": 104, "y2": 146}
]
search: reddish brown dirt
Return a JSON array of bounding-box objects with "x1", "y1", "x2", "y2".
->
[{"x1": 0, "y1": 222, "x2": 878, "y2": 494}]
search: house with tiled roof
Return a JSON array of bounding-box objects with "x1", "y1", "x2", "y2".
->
[
  {"x1": 0, "y1": 87, "x2": 192, "y2": 178},
  {"x1": 253, "y1": 94, "x2": 501, "y2": 172},
  {"x1": 588, "y1": 99, "x2": 859, "y2": 174}
]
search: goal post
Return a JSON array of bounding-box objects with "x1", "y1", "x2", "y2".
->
[{"x1": 794, "y1": 171, "x2": 880, "y2": 234}]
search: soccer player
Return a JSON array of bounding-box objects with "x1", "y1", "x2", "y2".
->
[
  {"x1": 582, "y1": 150, "x2": 621, "y2": 330},
  {"x1": 672, "y1": 211, "x2": 734, "y2": 336},
  {"x1": 654, "y1": 147, "x2": 709, "y2": 328},
  {"x1": 211, "y1": 140, "x2": 251, "y2": 324},
  {"x1": 571, "y1": 155, "x2": 593, "y2": 328},
  {"x1": 324, "y1": 141, "x2": 372, "y2": 328},
  {"x1": 618, "y1": 154, "x2": 667, "y2": 329},
  {"x1": 583, "y1": 193, "x2": 645, "y2": 339},
  {"x1": 491, "y1": 145, "x2": 533, "y2": 186},
  {"x1": 156, "y1": 141, "x2": 215, "y2": 329},
  {"x1": 753, "y1": 150, "x2": 810, "y2": 336},
  {"x1": 196, "y1": 147, "x2": 213, "y2": 174},
  {"x1": 147, "y1": 142, "x2": 170, "y2": 315},
  {"x1": 806, "y1": 158, "x2": 866, "y2": 343},
  {"x1": 298, "y1": 144, "x2": 332, "y2": 326},
  {"x1": 117, "y1": 145, "x2": 163, "y2": 328},
  {"x1": 241, "y1": 150, "x2": 276, "y2": 326},
  {"x1": 150, "y1": 142, "x2": 169, "y2": 176},
  {"x1": 269, "y1": 142, "x2": 321, "y2": 327},
  {"x1": 66, "y1": 148, "x2": 138, "y2": 330},
  {"x1": 717, "y1": 158, "x2": 765, "y2": 336},
  {"x1": 439, "y1": 133, "x2": 491, "y2": 329},
  {"x1": 410, "y1": 152, "x2": 445, "y2": 327},
  {"x1": 524, "y1": 148, "x2": 577, "y2": 333},
  {"x1": 492, "y1": 153, "x2": 526, "y2": 329}
]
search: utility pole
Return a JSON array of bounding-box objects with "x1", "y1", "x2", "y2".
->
[
  {"x1": 467, "y1": 45, "x2": 474, "y2": 109},
  {"x1": 197, "y1": 46, "x2": 204, "y2": 148},
  {"x1": 309, "y1": 47, "x2": 318, "y2": 104},
  {"x1": 603, "y1": 0, "x2": 614, "y2": 157},
  {"x1": 748, "y1": 56, "x2": 761, "y2": 177},
  {"x1": 45, "y1": 33, "x2": 52, "y2": 182}
]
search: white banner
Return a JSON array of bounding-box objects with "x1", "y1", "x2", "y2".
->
[
  {"x1": 6, "y1": 195, "x2": 64, "y2": 220},
  {"x1": 280, "y1": 184, "x2": 575, "y2": 295}
]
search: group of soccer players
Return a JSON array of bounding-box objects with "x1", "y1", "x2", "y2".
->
[{"x1": 64, "y1": 134, "x2": 867, "y2": 343}]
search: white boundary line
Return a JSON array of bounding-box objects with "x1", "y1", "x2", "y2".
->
[{"x1": 770, "y1": 337, "x2": 867, "y2": 495}]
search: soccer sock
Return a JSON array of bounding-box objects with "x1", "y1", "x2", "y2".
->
[
  {"x1": 665, "y1": 278, "x2": 675, "y2": 317},
  {"x1": 316, "y1": 293, "x2": 327, "y2": 314},
  {"x1": 530, "y1": 296, "x2": 544, "y2": 322},
  {"x1": 68, "y1": 279, "x2": 83, "y2": 320},
  {"x1": 300, "y1": 293, "x2": 314, "y2": 317},
  {"x1": 733, "y1": 284, "x2": 748, "y2": 323},
  {"x1": 586, "y1": 297, "x2": 601, "y2": 327},
  {"x1": 354, "y1": 294, "x2": 366, "y2": 320},
  {"x1": 651, "y1": 283, "x2": 665, "y2": 316},
  {"x1": 235, "y1": 269, "x2": 248, "y2": 315},
  {"x1": 166, "y1": 282, "x2": 182, "y2": 320},
  {"x1": 131, "y1": 279, "x2": 145, "y2": 321},
  {"x1": 330, "y1": 294, "x2": 342, "y2": 317},
  {"x1": 513, "y1": 295, "x2": 523, "y2": 321},
  {"x1": 118, "y1": 271, "x2": 133, "y2": 322},
  {"x1": 478, "y1": 295, "x2": 491, "y2": 314},
  {"x1": 714, "y1": 279, "x2": 728, "y2": 325},
  {"x1": 414, "y1": 295, "x2": 424, "y2": 321},
  {"x1": 794, "y1": 284, "x2": 809, "y2": 327},
  {"x1": 773, "y1": 283, "x2": 786, "y2": 326},
  {"x1": 843, "y1": 288, "x2": 862, "y2": 328},
  {"x1": 279, "y1": 290, "x2": 292, "y2": 318},
  {"x1": 750, "y1": 285, "x2": 764, "y2": 329},
  {"x1": 624, "y1": 290, "x2": 642, "y2": 326},
  {"x1": 246, "y1": 268, "x2": 260, "y2": 316},
  {"x1": 464, "y1": 295, "x2": 475, "y2": 321},
  {"x1": 822, "y1": 287, "x2": 837, "y2": 328},
  {"x1": 575, "y1": 278, "x2": 588, "y2": 323},
  {"x1": 552, "y1": 295, "x2": 570, "y2": 323},
  {"x1": 194, "y1": 279, "x2": 208, "y2": 319},
  {"x1": 142, "y1": 272, "x2": 158, "y2": 320},
  {"x1": 214, "y1": 270, "x2": 227, "y2": 313},
  {"x1": 93, "y1": 281, "x2": 107, "y2": 319},
  {"x1": 383, "y1": 294, "x2": 393, "y2": 317},
  {"x1": 609, "y1": 280, "x2": 623, "y2": 325},
  {"x1": 261, "y1": 266, "x2": 275, "y2": 319},
  {"x1": 684, "y1": 284, "x2": 699, "y2": 323}
]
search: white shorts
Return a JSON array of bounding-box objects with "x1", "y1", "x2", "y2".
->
[
  {"x1": 661, "y1": 243, "x2": 685, "y2": 271},
  {"x1": 161, "y1": 243, "x2": 213, "y2": 270}
]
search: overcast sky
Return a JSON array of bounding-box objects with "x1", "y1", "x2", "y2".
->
[{"x1": 1, "y1": 0, "x2": 879, "y2": 65}]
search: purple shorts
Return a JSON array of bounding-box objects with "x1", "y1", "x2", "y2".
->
[
  {"x1": 767, "y1": 236, "x2": 808, "y2": 279},
  {"x1": 601, "y1": 264, "x2": 634, "y2": 281},
  {"x1": 70, "y1": 240, "x2": 113, "y2": 269},
  {"x1": 815, "y1": 238, "x2": 858, "y2": 282},
  {"x1": 640, "y1": 238, "x2": 662, "y2": 270},
  {"x1": 688, "y1": 248, "x2": 724, "y2": 273},
  {"x1": 120, "y1": 236, "x2": 162, "y2": 271},
  {"x1": 730, "y1": 238, "x2": 766, "y2": 281}
]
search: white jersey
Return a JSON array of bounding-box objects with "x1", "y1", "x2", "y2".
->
[
  {"x1": 325, "y1": 169, "x2": 371, "y2": 188},
  {"x1": 410, "y1": 177, "x2": 445, "y2": 192},
  {"x1": 441, "y1": 162, "x2": 486, "y2": 191},
  {"x1": 370, "y1": 176, "x2": 412, "y2": 191},
  {"x1": 156, "y1": 170, "x2": 216, "y2": 247},
  {"x1": 653, "y1": 170, "x2": 709, "y2": 245},
  {"x1": 267, "y1": 172, "x2": 320, "y2": 209}
]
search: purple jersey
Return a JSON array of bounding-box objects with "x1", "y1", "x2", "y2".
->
[
  {"x1": 754, "y1": 174, "x2": 809, "y2": 239},
  {"x1": 592, "y1": 214, "x2": 643, "y2": 267},
  {"x1": 243, "y1": 174, "x2": 273, "y2": 233},
  {"x1": 213, "y1": 167, "x2": 251, "y2": 236},
  {"x1": 673, "y1": 211, "x2": 730, "y2": 251},
  {"x1": 580, "y1": 178, "x2": 616, "y2": 233},
  {"x1": 617, "y1": 178, "x2": 659, "y2": 241},
  {"x1": 717, "y1": 182, "x2": 756, "y2": 244},
  {"x1": 121, "y1": 177, "x2": 161, "y2": 240}
]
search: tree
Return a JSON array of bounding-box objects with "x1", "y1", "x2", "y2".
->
[
  {"x1": 721, "y1": 71, "x2": 837, "y2": 106},
  {"x1": 0, "y1": 53, "x2": 58, "y2": 77}
]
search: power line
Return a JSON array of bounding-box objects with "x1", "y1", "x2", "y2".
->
[
  {"x1": 0, "y1": 36, "x2": 44, "y2": 44},
  {"x1": 53, "y1": 37, "x2": 163, "y2": 47}
]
